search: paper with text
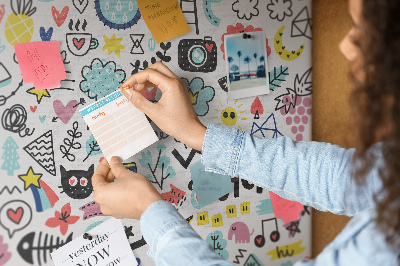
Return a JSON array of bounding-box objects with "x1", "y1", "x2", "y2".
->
[
  {"x1": 137, "y1": 0, "x2": 191, "y2": 43},
  {"x1": 14, "y1": 41, "x2": 66, "y2": 90},
  {"x1": 79, "y1": 90, "x2": 158, "y2": 161},
  {"x1": 51, "y1": 218, "x2": 137, "y2": 266},
  {"x1": 190, "y1": 160, "x2": 233, "y2": 208}
]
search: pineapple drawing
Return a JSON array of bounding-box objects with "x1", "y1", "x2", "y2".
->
[{"x1": 4, "y1": 0, "x2": 36, "y2": 46}]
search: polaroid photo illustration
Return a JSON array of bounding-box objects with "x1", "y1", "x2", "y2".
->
[{"x1": 224, "y1": 31, "x2": 269, "y2": 99}]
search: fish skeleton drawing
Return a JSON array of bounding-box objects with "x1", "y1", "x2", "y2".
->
[{"x1": 17, "y1": 231, "x2": 73, "y2": 265}]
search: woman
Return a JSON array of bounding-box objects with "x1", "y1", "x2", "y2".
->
[{"x1": 91, "y1": 0, "x2": 400, "y2": 264}]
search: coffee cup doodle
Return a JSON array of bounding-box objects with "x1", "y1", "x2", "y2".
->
[{"x1": 66, "y1": 33, "x2": 98, "y2": 56}]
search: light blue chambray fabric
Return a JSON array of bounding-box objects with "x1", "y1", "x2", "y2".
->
[{"x1": 140, "y1": 124, "x2": 399, "y2": 266}]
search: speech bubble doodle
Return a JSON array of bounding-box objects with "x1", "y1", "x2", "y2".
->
[{"x1": 0, "y1": 200, "x2": 32, "y2": 238}]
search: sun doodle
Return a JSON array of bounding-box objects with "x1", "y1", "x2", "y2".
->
[{"x1": 213, "y1": 98, "x2": 247, "y2": 130}]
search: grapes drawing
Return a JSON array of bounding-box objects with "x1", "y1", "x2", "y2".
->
[
  {"x1": 280, "y1": 95, "x2": 312, "y2": 141},
  {"x1": 4, "y1": 0, "x2": 36, "y2": 46},
  {"x1": 95, "y1": 0, "x2": 141, "y2": 30}
]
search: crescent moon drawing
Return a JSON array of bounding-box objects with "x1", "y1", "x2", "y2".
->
[{"x1": 274, "y1": 25, "x2": 305, "y2": 61}]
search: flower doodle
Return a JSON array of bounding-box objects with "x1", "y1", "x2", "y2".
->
[
  {"x1": 181, "y1": 77, "x2": 215, "y2": 116},
  {"x1": 45, "y1": 203, "x2": 79, "y2": 235}
]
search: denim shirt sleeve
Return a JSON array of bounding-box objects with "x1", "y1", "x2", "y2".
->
[
  {"x1": 201, "y1": 124, "x2": 384, "y2": 216},
  {"x1": 140, "y1": 200, "x2": 234, "y2": 265}
]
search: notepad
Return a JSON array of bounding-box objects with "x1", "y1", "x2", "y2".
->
[{"x1": 79, "y1": 90, "x2": 158, "y2": 162}]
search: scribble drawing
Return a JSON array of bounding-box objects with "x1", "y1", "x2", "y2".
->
[
  {"x1": 180, "y1": 0, "x2": 199, "y2": 34},
  {"x1": 181, "y1": 77, "x2": 215, "y2": 116},
  {"x1": 1, "y1": 136, "x2": 20, "y2": 176},
  {"x1": 139, "y1": 144, "x2": 176, "y2": 190},
  {"x1": 80, "y1": 58, "x2": 126, "y2": 100},
  {"x1": 274, "y1": 26, "x2": 305, "y2": 61},
  {"x1": 269, "y1": 66, "x2": 289, "y2": 90},
  {"x1": 250, "y1": 113, "x2": 283, "y2": 138},
  {"x1": 60, "y1": 121, "x2": 82, "y2": 162},
  {"x1": 233, "y1": 249, "x2": 247, "y2": 264},
  {"x1": 206, "y1": 231, "x2": 229, "y2": 259},
  {"x1": 2, "y1": 104, "x2": 35, "y2": 138},
  {"x1": 0, "y1": 186, "x2": 21, "y2": 195},
  {"x1": 17, "y1": 231, "x2": 73, "y2": 265},
  {"x1": 203, "y1": 0, "x2": 223, "y2": 26},
  {"x1": 23, "y1": 130, "x2": 56, "y2": 176},
  {"x1": 291, "y1": 6, "x2": 312, "y2": 40},
  {"x1": 4, "y1": 0, "x2": 36, "y2": 46},
  {"x1": 95, "y1": 0, "x2": 141, "y2": 30},
  {"x1": 267, "y1": 0, "x2": 293, "y2": 21},
  {"x1": 232, "y1": 0, "x2": 259, "y2": 20}
]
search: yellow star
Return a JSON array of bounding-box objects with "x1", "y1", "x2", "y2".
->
[
  {"x1": 18, "y1": 167, "x2": 42, "y2": 190},
  {"x1": 26, "y1": 87, "x2": 50, "y2": 104},
  {"x1": 102, "y1": 34, "x2": 125, "y2": 58}
]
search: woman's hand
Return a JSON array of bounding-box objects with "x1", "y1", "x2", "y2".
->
[
  {"x1": 120, "y1": 61, "x2": 206, "y2": 152},
  {"x1": 92, "y1": 157, "x2": 164, "y2": 220}
]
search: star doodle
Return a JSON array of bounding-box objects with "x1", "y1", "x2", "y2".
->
[
  {"x1": 250, "y1": 113, "x2": 283, "y2": 138},
  {"x1": 26, "y1": 87, "x2": 51, "y2": 104},
  {"x1": 283, "y1": 219, "x2": 301, "y2": 238},
  {"x1": 18, "y1": 166, "x2": 42, "y2": 190},
  {"x1": 124, "y1": 226, "x2": 134, "y2": 239},
  {"x1": 102, "y1": 34, "x2": 125, "y2": 58}
]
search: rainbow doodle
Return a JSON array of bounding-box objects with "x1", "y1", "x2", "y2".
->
[{"x1": 30, "y1": 180, "x2": 59, "y2": 212}]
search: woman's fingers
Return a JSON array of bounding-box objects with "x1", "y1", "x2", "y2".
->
[
  {"x1": 92, "y1": 159, "x2": 111, "y2": 189},
  {"x1": 147, "y1": 61, "x2": 178, "y2": 79}
]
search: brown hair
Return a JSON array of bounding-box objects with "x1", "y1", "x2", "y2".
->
[{"x1": 349, "y1": 0, "x2": 400, "y2": 254}]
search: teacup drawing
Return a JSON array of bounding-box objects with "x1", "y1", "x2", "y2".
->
[{"x1": 66, "y1": 33, "x2": 98, "y2": 56}]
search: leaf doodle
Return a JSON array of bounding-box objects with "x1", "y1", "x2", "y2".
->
[{"x1": 60, "y1": 121, "x2": 82, "y2": 162}]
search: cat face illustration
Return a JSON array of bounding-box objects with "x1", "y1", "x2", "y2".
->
[{"x1": 59, "y1": 164, "x2": 94, "y2": 199}]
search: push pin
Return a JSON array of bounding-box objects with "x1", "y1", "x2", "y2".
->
[
  {"x1": 83, "y1": 233, "x2": 93, "y2": 240},
  {"x1": 243, "y1": 33, "x2": 252, "y2": 39}
]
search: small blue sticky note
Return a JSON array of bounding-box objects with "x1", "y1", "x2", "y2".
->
[{"x1": 189, "y1": 160, "x2": 233, "y2": 208}]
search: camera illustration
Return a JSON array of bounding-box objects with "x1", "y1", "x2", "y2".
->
[{"x1": 178, "y1": 36, "x2": 217, "y2": 73}]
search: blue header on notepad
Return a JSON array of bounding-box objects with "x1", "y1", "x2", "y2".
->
[{"x1": 79, "y1": 91, "x2": 123, "y2": 117}]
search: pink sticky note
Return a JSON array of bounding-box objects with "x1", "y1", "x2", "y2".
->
[
  {"x1": 269, "y1": 191, "x2": 304, "y2": 223},
  {"x1": 14, "y1": 41, "x2": 66, "y2": 90}
]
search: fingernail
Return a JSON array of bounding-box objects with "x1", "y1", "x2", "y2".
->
[
  {"x1": 121, "y1": 85, "x2": 129, "y2": 92},
  {"x1": 110, "y1": 156, "x2": 122, "y2": 165},
  {"x1": 123, "y1": 89, "x2": 133, "y2": 100}
]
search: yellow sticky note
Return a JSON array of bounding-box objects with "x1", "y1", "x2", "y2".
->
[{"x1": 137, "y1": 0, "x2": 191, "y2": 43}]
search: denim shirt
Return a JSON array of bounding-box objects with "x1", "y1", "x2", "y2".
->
[{"x1": 140, "y1": 124, "x2": 400, "y2": 265}]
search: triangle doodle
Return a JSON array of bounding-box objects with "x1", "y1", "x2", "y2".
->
[{"x1": 23, "y1": 130, "x2": 56, "y2": 176}]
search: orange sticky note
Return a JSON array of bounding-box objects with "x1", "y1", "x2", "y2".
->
[
  {"x1": 14, "y1": 41, "x2": 66, "y2": 90},
  {"x1": 137, "y1": 0, "x2": 191, "y2": 43}
]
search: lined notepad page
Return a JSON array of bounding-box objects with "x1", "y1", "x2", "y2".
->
[{"x1": 79, "y1": 90, "x2": 158, "y2": 161}]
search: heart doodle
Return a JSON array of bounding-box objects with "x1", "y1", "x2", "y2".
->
[
  {"x1": 256, "y1": 237, "x2": 262, "y2": 244},
  {"x1": 40, "y1": 27, "x2": 53, "y2": 41},
  {"x1": 205, "y1": 43, "x2": 213, "y2": 52},
  {"x1": 30, "y1": 106, "x2": 37, "y2": 113},
  {"x1": 53, "y1": 100, "x2": 78, "y2": 124},
  {"x1": 39, "y1": 115, "x2": 46, "y2": 123},
  {"x1": 7, "y1": 207, "x2": 23, "y2": 224},
  {"x1": 52, "y1": 6, "x2": 69, "y2": 27},
  {"x1": 72, "y1": 0, "x2": 89, "y2": 14},
  {"x1": 73, "y1": 38, "x2": 85, "y2": 50}
]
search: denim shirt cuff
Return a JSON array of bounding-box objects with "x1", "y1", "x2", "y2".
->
[
  {"x1": 201, "y1": 124, "x2": 245, "y2": 176},
  {"x1": 140, "y1": 200, "x2": 189, "y2": 260}
]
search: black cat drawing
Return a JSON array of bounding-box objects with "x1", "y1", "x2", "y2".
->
[{"x1": 59, "y1": 164, "x2": 94, "y2": 199}]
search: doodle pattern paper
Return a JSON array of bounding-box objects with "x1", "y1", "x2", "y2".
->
[{"x1": 0, "y1": 0, "x2": 313, "y2": 265}]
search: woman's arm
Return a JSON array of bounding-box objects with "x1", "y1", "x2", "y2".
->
[{"x1": 202, "y1": 124, "x2": 384, "y2": 216}]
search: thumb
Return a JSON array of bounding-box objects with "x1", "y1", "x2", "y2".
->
[
  {"x1": 122, "y1": 88, "x2": 155, "y2": 116},
  {"x1": 109, "y1": 156, "x2": 129, "y2": 178}
]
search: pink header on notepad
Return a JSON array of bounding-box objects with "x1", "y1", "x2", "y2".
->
[{"x1": 14, "y1": 41, "x2": 66, "y2": 90}]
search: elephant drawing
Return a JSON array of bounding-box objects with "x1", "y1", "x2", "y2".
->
[{"x1": 228, "y1": 222, "x2": 254, "y2": 243}]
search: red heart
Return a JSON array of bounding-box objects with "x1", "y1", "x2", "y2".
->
[
  {"x1": 70, "y1": 179, "x2": 75, "y2": 185},
  {"x1": 256, "y1": 237, "x2": 262, "y2": 244},
  {"x1": 271, "y1": 233, "x2": 277, "y2": 240},
  {"x1": 52, "y1": 6, "x2": 69, "y2": 27},
  {"x1": 80, "y1": 180, "x2": 85, "y2": 185},
  {"x1": 30, "y1": 106, "x2": 37, "y2": 113},
  {"x1": 73, "y1": 38, "x2": 85, "y2": 50},
  {"x1": 7, "y1": 207, "x2": 23, "y2": 224},
  {"x1": 205, "y1": 43, "x2": 213, "y2": 52}
]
